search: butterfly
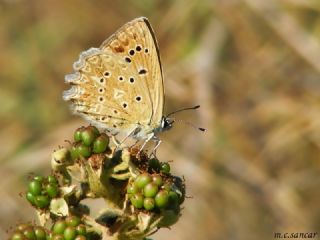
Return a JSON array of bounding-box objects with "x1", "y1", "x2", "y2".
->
[{"x1": 63, "y1": 17, "x2": 202, "y2": 153}]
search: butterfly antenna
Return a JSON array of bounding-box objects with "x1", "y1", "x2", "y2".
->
[
  {"x1": 173, "y1": 119, "x2": 206, "y2": 132},
  {"x1": 166, "y1": 105, "x2": 200, "y2": 118}
]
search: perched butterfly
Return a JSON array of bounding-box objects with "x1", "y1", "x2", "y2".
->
[{"x1": 63, "y1": 17, "x2": 202, "y2": 152}]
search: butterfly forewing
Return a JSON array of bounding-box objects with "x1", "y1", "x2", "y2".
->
[
  {"x1": 63, "y1": 17, "x2": 164, "y2": 137},
  {"x1": 100, "y1": 17, "x2": 164, "y2": 128}
]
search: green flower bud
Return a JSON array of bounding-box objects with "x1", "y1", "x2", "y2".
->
[
  {"x1": 75, "y1": 224, "x2": 86, "y2": 236},
  {"x1": 52, "y1": 220, "x2": 67, "y2": 235},
  {"x1": 161, "y1": 162, "x2": 170, "y2": 174},
  {"x1": 34, "y1": 226, "x2": 47, "y2": 240},
  {"x1": 127, "y1": 184, "x2": 139, "y2": 195},
  {"x1": 135, "y1": 173, "x2": 152, "y2": 189},
  {"x1": 152, "y1": 175, "x2": 163, "y2": 186},
  {"x1": 143, "y1": 183, "x2": 158, "y2": 198},
  {"x1": 143, "y1": 198, "x2": 155, "y2": 211},
  {"x1": 28, "y1": 181, "x2": 42, "y2": 196},
  {"x1": 34, "y1": 195, "x2": 50, "y2": 209},
  {"x1": 47, "y1": 175, "x2": 58, "y2": 184},
  {"x1": 33, "y1": 176, "x2": 44, "y2": 182},
  {"x1": 70, "y1": 145, "x2": 80, "y2": 160},
  {"x1": 81, "y1": 128, "x2": 97, "y2": 146},
  {"x1": 87, "y1": 126, "x2": 99, "y2": 136},
  {"x1": 93, "y1": 134, "x2": 109, "y2": 153},
  {"x1": 158, "y1": 210, "x2": 180, "y2": 228},
  {"x1": 155, "y1": 190, "x2": 169, "y2": 208},
  {"x1": 26, "y1": 192, "x2": 36, "y2": 205},
  {"x1": 148, "y1": 158, "x2": 160, "y2": 172},
  {"x1": 66, "y1": 216, "x2": 81, "y2": 227},
  {"x1": 22, "y1": 227, "x2": 36, "y2": 240},
  {"x1": 130, "y1": 193, "x2": 144, "y2": 209},
  {"x1": 10, "y1": 231, "x2": 25, "y2": 240},
  {"x1": 74, "y1": 128, "x2": 83, "y2": 142},
  {"x1": 64, "y1": 226, "x2": 77, "y2": 240},
  {"x1": 168, "y1": 191, "x2": 180, "y2": 207},
  {"x1": 46, "y1": 184, "x2": 59, "y2": 198},
  {"x1": 77, "y1": 144, "x2": 91, "y2": 158}
]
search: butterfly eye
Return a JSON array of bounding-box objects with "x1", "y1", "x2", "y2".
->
[
  {"x1": 135, "y1": 96, "x2": 142, "y2": 102},
  {"x1": 100, "y1": 78, "x2": 104, "y2": 83},
  {"x1": 104, "y1": 71, "x2": 110, "y2": 77},
  {"x1": 118, "y1": 76, "x2": 124, "y2": 81},
  {"x1": 136, "y1": 45, "x2": 142, "y2": 51},
  {"x1": 129, "y1": 77, "x2": 135, "y2": 83},
  {"x1": 113, "y1": 109, "x2": 118, "y2": 114},
  {"x1": 144, "y1": 48, "x2": 149, "y2": 53},
  {"x1": 99, "y1": 88, "x2": 104, "y2": 93},
  {"x1": 129, "y1": 49, "x2": 135, "y2": 56},
  {"x1": 122, "y1": 103, "x2": 128, "y2": 108},
  {"x1": 125, "y1": 57, "x2": 131, "y2": 63},
  {"x1": 99, "y1": 97, "x2": 104, "y2": 102}
]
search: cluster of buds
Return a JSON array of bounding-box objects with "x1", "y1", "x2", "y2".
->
[
  {"x1": 26, "y1": 175, "x2": 59, "y2": 209},
  {"x1": 10, "y1": 216, "x2": 88, "y2": 240},
  {"x1": 9, "y1": 126, "x2": 186, "y2": 240}
]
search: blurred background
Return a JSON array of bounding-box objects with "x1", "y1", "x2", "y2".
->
[{"x1": 1, "y1": 0, "x2": 320, "y2": 239}]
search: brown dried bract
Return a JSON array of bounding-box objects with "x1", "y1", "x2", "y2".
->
[{"x1": 88, "y1": 153, "x2": 106, "y2": 170}]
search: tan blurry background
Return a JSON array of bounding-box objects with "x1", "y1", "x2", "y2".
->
[{"x1": 1, "y1": 0, "x2": 320, "y2": 239}]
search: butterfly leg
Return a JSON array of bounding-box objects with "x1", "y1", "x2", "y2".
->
[
  {"x1": 111, "y1": 135, "x2": 121, "y2": 147},
  {"x1": 137, "y1": 133, "x2": 154, "y2": 155},
  {"x1": 129, "y1": 139, "x2": 140, "y2": 148},
  {"x1": 114, "y1": 128, "x2": 139, "y2": 152},
  {"x1": 150, "y1": 138, "x2": 162, "y2": 158}
]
